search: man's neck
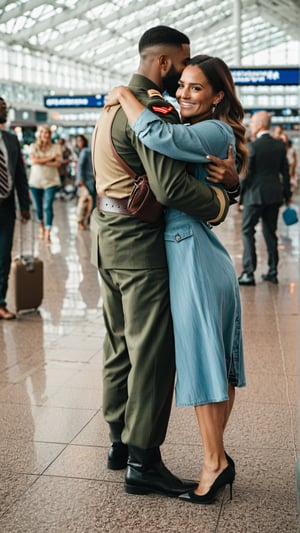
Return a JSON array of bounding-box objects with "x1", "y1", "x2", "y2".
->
[
  {"x1": 136, "y1": 66, "x2": 163, "y2": 92},
  {"x1": 256, "y1": 129, "x2": 270, "y2": 138}
]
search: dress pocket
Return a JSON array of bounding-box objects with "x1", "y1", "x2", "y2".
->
[{"x1": 164, "y1": 224, "x2": 193, "y2": 243}]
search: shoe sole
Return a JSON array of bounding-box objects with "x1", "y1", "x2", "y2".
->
[{"x1": 124, "y1": 483, "x2": 187, "y2": 498}]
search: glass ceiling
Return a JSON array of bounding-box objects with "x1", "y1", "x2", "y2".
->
[{"x1": 0, "y1": 0, "x2": 299, "y2": 94}]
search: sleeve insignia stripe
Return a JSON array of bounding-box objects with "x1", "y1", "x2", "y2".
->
[
  {"x1": 147, "y1": 89, "x2": 163, "y2": 97},
  {"x1": 151, "y1": 105, "x2": 173, "y2": 114}
]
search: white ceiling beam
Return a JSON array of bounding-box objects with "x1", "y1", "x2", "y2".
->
[
  {"x1": 6, "y1": 0, "x2": 103, "y2": 42},
  {"x1": 0, "y1": 0, "x2": 52, "y2": 23},
  {"x1": 0, "y1": 0, "x2": 15, "y2": 9},
  {"x1": 257, "y1": 5, "x2": 300, "y2": 40}
]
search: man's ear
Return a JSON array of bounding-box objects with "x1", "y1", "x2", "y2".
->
[{"x1": 159, "y1": 54, "x2": 171, "y2": 73}]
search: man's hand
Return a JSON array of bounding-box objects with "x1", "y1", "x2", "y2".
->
[
  {"x1": 205, "y1": 145, "x2": 239, "y2": 190},
  {"x1": 20, "y1": 210, "x2": 30, "y2": 223}
]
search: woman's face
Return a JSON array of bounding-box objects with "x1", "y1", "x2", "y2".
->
[
  {"x1": 40, "y1": 127, "x2": 51, "y2": 143},
  {"x1": 176, "y1": 65, "x2": 218, "y2": 124},
  {"x1": 77, "y1": 137, "x2": 84, "y2": 150}
]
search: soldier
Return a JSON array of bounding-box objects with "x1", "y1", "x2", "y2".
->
[{"x1": 91, "y1": 26, "x2": 239, "y2": 498}]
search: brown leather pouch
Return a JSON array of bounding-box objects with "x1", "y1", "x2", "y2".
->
[
  {"x1": 110, "y1": 120, "x2": 164, "y2": 223},
  {"x1": 126, "y1": 174, "x2": 164, "y2": 223}
]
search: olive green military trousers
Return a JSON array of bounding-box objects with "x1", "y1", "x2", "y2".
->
[{"x1": 99, "y1": 266, "x2": 175, "y2": 449}]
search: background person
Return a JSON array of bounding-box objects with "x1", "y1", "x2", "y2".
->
[
  {"x1": 0, "y1": 96, "x2": 30, "y2": 319},
  {"x1": 287, "y1": 138, "x2": 298, "y2": 190},
  {"x1": 57, "y1": 137, "x2": 72, "y2": 199},
  {"x1": 238, "y1": 111, "x2": 292, "y2": 286},
  {"x1": 28, "y1": 125, "x2": 61, "y2": 244},
  {"x1": 75, "y1": 134, "x2": 96, "y2": 230},
  {"x1": 91, "y1": 25, "x2": 239, "y2": 499},
  {"x1": 105, "y1": 53, "x2": 248, "y2": 504},
  {"x1": 272, "y1": 124, "x2": 285, "y2": 141}
]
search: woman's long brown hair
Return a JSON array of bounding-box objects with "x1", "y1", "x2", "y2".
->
[{"x1": 188, "y1": 55, "x2": 248, "y2": 174}]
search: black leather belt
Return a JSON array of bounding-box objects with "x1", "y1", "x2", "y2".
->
[{"x1": 97, "y1": 195, "x2": 130, "y2": 215}]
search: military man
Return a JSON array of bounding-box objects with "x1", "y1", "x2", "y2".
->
[{"x1": 91, "y1": 26, "x2": 238, "y2": 498}]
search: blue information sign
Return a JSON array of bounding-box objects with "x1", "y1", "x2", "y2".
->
[
  {"x1": 231, "y1": 68, "x2": 300, "y2": 85},
  {"x1": 44, "y1": 68, "x2": 300, "y2": 108},
  {"x1": 44, "y1": 95, "x2": 106, "y2": 108}
]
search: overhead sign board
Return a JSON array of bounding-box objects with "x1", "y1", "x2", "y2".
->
[
  {"x1": 231, "y1": 68, "x2": 300, "y2": 85},
  {"x1": 43, "y1": 95, "x2": 106, "y2": 108},
  {"x1": 43, "y1": 68, "x2": 300, "y2": 109}
]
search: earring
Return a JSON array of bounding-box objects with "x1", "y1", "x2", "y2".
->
[{"x1": 212, "y1": 104, "x2": 216, "y2": 114}]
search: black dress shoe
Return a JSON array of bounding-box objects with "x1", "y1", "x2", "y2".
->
[
  {"x1": 107, "y1": 442, "x2": 128, "y2": 470},
  {"x1": 238, "y1": 272, "x2": 255, "y2": 286},
  {"x1": 261, "y1": 273, "x2": 278, "y2": 284},
  {"x1": 178, "y1": 464, "x2": 235, "y2": 504},
  {"x1": 125, "y1": 446, "x2": 197, "y2": 497}
]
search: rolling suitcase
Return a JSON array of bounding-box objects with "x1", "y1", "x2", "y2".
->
[{"x1": 11, "y1": 217, "x2": 43, "y2": 313}]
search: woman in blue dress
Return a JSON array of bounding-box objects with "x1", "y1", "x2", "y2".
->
[{"x1": 105, "y1": 55, "x2": 248, "y2": 504}]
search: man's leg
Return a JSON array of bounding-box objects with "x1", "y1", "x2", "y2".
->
[
  {"x1": 261, "y1": 205, "x2": 279, "y2": 278},
  {"x1": 241, "y1": 205, "x2": 261, "y2": 274},
  {"x1": 119, "y1": 267, "x2": 175, "y2": 448},
  {"x1": 101, "y1": 266, "x2": 175, "y2": 449},
  {"x1": 0, "y1": 209, "x2": 15, "y2": 308},
  {"x1": 100, "y1": 267, "x2": 131, "y2": 446},
  {"x1": 238, "y1": 204, "x2": 263, "y2": 286}
]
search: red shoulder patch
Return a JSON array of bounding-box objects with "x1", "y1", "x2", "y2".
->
[{"x1": 151, "y1": 105, "x2": 173, "y2": 115}]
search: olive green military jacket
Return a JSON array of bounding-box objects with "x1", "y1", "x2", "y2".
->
[{"x1": 91, "y1": 74, "x2": 229, "y2": 270}]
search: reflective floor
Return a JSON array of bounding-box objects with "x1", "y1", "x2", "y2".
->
[{"x1": 0, "y1": 196, "x2": 299, "y2": 532}]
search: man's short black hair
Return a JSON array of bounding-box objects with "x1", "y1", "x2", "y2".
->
[{"x1": 139, "y1": 26, "x2": 190, "y2": 53}]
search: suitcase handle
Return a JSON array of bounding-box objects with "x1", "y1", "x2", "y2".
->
[{"x1": 19, "y1": 212, "x2": 36, "y2": 261}]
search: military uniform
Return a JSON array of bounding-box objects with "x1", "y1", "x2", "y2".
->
[{"x1": 91, "y1": 74, "x2": 229, "y2": 449}]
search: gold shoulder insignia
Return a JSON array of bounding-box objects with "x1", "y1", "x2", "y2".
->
[{"x1": 147, "y1": 89, "x2": 163, "y2": 98}]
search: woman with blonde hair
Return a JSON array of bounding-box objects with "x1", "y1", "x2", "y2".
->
[
  {"x1": 29, "y1": 125, "x2": 61, "y2": 243},
  {"x1": 105, "y1": 54, "x2": 248, "y2": 504}
]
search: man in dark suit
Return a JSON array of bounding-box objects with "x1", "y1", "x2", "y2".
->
[
  {"x1": 238, "y1": 110, "x2": 291, "y2": 286},
  {"x1": 0, "y1": 97, "x2": 30, "y2": 319}
]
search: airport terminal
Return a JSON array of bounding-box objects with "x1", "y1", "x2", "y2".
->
[{"x1": 0, "y1": 1, "x2": 299, "y2": 531}]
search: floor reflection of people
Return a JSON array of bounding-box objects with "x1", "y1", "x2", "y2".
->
[
  {"x1": 2, "y1": 314, "x2": 47, "y2": 404},
  {"x1": 76, "y1": 232, "x2": 101, "y2": 309},
  {"x1": 38, "y1": 243, "x2": 69, "y2": 327},
  {"x1": 1, "y1": 314, "x2": 46, "y2": 500}
]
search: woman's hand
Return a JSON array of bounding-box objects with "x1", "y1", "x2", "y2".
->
[
  {"x1": 104, "y1": 86, "x2": 127, "y2": 110},
  {"x1": 104, "y1": 86, "x2": 145, "y2": 123},
  {"x1": 206, "y1": 145, "x2": 239, "y2": 189}
]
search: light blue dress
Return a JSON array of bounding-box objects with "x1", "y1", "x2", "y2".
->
[{"x1": 132, "y1": 109, "x2": 246, "y2": 406}]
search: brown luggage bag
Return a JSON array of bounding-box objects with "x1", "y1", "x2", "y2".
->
[{"x1": 11, "y1": 217, "x2": 43, "y2": 313}]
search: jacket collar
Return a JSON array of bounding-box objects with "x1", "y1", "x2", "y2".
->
[{"x1": 129, "y1": 74, "x2": 162, "y2": 93}]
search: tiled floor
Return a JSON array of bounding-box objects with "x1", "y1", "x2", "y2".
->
[{"x1": 0, "y1": 196, "x2": 299, "y2": 532}]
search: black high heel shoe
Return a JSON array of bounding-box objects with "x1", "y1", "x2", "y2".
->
[
  {"x1": 225, "y1": 452, "x2": 235, "y2": 471},
  {"x1": 178, "y1": 464, "x2": 235, "y2": 504}
]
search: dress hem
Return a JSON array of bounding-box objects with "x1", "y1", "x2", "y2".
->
[{"x1": 176, "y1": 383, "x2": 246, "y2": 407}]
